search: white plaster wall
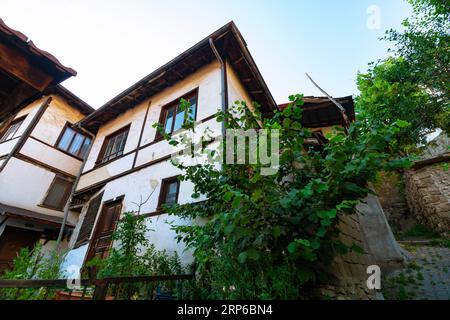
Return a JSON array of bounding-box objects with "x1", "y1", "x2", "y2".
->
[
  {"x1": 13, "y1": 98, "x2": 43, "y2": 137},
  {"x1": 31, "y1": 95, "x2": 86, "y2": 146},
  {"x1": 0, "y1": 98, "x2": 43, "y2": 157},
  {"x1": 72, "y1": 159, "x2": 202, "y2": 265},
  {"x1": 76, "y1": 153, "x2": 135, "y2": 190},
  {"x1": 78, "y1": 61, "x2": 223, "y2": 190},
  {"x1": 0, "y1": 157, "x2": 77, "y2": 224},
  {"x1": 70, "y1": 61, "x2": 257, "y2": 267},
  {"x1": 20, "y1": 138, "x2": 82, "y2": 176},
  {"x1": 0, "y1": 138, "x2": 18, "y2": 158},
  {"x1": 226, "y1": 61, "x2": 253, "y2": 108}
]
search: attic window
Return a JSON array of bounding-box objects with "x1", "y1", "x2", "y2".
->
[
  {"x1": 0, "y1": 116, "x2": 26, "y2": 143},
  {"x1": 157, "y1": 90, "x2": 198, "y2": 138},
  {"x1": 96, "y1": 125, "x2": 130, "y2": 164}
]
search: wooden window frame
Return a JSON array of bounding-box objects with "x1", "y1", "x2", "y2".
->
[
  {"x1": 157, "y1": 176, "x2": 181, "y2": 211},
  {"x1": 39, "y1": 175, "x2": 74, "y2": 212},
  {"x1": 0, "y1": 115, "x2": 27, "y2": 143},
  {"x1": 55, "y1": 122, "x2": 92, "y2": 160},
  {"x1": 155, "y1": 88, "x2": 199, "y2": 140},
  {"x1": 95, "y1": 124, "x2": 131, "y2": 166}
]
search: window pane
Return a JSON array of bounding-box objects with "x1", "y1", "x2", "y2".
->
[
  {"x1": 164, "y1": 107, "x2": 175, "y2": 133},
  {"x1": 0, "y1": 126, "x2": 14, "y2": 142},
  {"x1": 79, "y1": 137, "x2": 91, "y2": 159},
  {"x1": 188, "y1": 97, "x2": 197, "y2": 121},
  {"x1": 43, "y1": 177, "x2": 73, "y2": 210},
  {"x1": 102, "y1": 138, "x2": 115, "y2": 162},
  {"x1": 68, "y1": 133, "x2": 84, "y2": 156},
  {"x1": 110, "y1": 133, "x2": 124, "y2": 157},
  {"x1": 101, "y1": 128, "x2": 129, "y2": 163},
  {"x1": 173, "y1": 107, "x2": 185, "y2": 132},
  {"x1": 165, "y1": 181, "x2": 179, "y2": 205},
  {"x1": 0, "y1": 120, "x2": 23, "y2": 142},
  {"x1": 58, "y1": 127, "x2": 75, "y2": 151},
  {"x1": 117, "y1": 131, "x2": 128, "y2": 155}
]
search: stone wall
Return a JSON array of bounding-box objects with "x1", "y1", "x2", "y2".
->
[
  {"x1": 373, "y1": 172, "x2": 414, "y2": 232},
  {"x1": 316, "y1": 214, "x2": 380, "y2": 300},
  {"x1": 404, "y1": 156, "x2": 450, "y2": 235}
]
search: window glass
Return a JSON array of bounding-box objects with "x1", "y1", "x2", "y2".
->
[
  {"x1": 79, "y1": 137, "x2": 92, "y2": 159},
  {"x1": 68, "y1": 133, "x2": 85, "y2": 155},
  {"x1": 58, "y1": 127, "x2": 75, "y2": 150},
  {"x1": 159, "y1": 92, "x2": 198, "y2": 136},
  {"x1": 173, "y1": 107, "x2": 185, "y2": 132},
  {"x1": 57, "y1": 125, "x2": 91, "y2": 158},
  {"x1": 0, "y1": 118, "x2": 25, "y2": 142},
  {"x1": 164, "y1": 107, "x2": 175, "y2": 133},
  {"x1": 99, "y1": 127, "x2": 129, "y2": 164},
  {"x1": 187, "y1": 96, "x2": 197, "y2": 121}
]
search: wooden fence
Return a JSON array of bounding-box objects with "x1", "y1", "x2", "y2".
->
[{"x1": 0, "y1": 274, "x2": 194, "y2": 300}]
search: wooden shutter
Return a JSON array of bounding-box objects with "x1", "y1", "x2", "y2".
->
[
  {"x1": 42, "y1": 176, "x2": 73, "y2": 211},
  {"x1": 75, "y1": 193, "x2": 103, "y2": 247}
]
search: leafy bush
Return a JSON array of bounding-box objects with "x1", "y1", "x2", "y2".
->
[
  {"x1": 0, "y1": 243, "x2": 65, "y2": 300},
  {"x1": 154, "y1": 95, "x2": 411, "y2": 299},
  {"x1": 85, "y1": 212, "x2": 191, "y2": 299}
]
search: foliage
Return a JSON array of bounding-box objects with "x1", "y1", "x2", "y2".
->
[
  {"x1": 356, "y1": 57, "x2": 442, "y2": 150},
  {"x1": 0, "y1": 243, "x2": 66, "y2": 300},
  {"x1": 356, "y1": 0, "x2": 449, "y2": 151},
  {"x1": 397, "y1": 224, "x2": 441, "y2": 240},
  {"x1": 154, "y1": 96, "x2": 412, "y2": 299},
  {"x1": 85, "y1": 212, "x2": 190, "y2": 299},
  {"x1": 386, "y1": 0, "x2": 449, "y2": 103}
]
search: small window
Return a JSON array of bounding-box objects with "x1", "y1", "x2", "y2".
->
[
  {"x1": 158, "y1": 91, "x2": 197, "y2": 137},
  {"x1": 57, "y1": 124, "x2": 92, "y2": 159},
  {"x1": 157, "y1": 177, "x2": 180, "y2": 209},
  {"x1": 0, "y1": 116, "x2": 26, "y2": 143},
  {"x1": 96, "y1": 125, "x2": 130, "y2": 164},
  {"x1": 42, "y1": 176, "x2": 73, "y2": 211}
]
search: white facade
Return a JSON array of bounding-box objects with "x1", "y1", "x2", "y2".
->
[
  {"x1": 0, "y1": 94, "x2": 90, "y2": 259},
  {"x1": 68, "y1": 60, "x2": 254, "y2": 268}
]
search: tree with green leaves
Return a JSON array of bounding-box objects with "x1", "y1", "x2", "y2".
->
[
  {"x1": 356, "y1": 0, "x2": 449, "y2": 152},
  {"x1": 154, "y1": 96, "x2": 411, "y2": 299}
]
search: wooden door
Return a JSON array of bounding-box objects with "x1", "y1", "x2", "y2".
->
[
  {"x1": 0, "y1": 226, "x2": 41, "y2": 274},
  {"x1": 84, "y1": 199, "x2": 122, "y2": 265}
]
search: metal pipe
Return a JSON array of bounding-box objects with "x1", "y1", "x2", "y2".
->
[
  {"x1": 209, "y1": 38, "x2": 229, "y2": 168},
  {"x1": 209, "y1": 38, "x2": 228, "y2": 137}
]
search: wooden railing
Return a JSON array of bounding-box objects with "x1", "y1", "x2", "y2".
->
[{"x1": 0, "y1": 274, "x2": 194, "y2": 300}]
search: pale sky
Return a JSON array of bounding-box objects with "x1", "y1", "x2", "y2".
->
[{"x1": 1, "y1": 0, "x2": 412, "y2": 108}]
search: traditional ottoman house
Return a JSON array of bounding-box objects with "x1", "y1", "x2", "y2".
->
[
  {"x1": 0, "y1": 19, "x2": 93, "y2": 273},
  {"x1": 65, "y1": 22, "x2": 357, "y2": 270}
]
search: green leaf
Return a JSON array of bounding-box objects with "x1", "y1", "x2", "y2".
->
[
  {"x1": 231, "y1": 196, "x2": 241, "y2": 209},
  {"x1": 317, "y1": 209, "x2": 337, "y2": 219},
  {"x1": 394, "y1": 119, "x2": 410, "y2": 128},
  {"x1": 351, "y1": 243, "x2": 364, "y2": 255},
  {"x1": 223, "y1": 191, "x2": 233, "y2": 202},
  {"x1": 287, "y1": 242, "x2": 298, "y2": 254},
  {"x1": 238, "y1": 251, "x2": 247, "y2": 263}
]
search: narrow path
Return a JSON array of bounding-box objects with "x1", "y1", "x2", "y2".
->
[{"x1": 383, "y1": 243, "x2": 450, "y2": 300}]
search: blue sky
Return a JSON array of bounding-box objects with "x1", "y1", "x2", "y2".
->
[{"x1": 0, "y1": 0, "x2": 412, "y2": 108}]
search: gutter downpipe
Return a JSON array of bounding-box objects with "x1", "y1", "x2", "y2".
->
[
  {"x1": 55, "y1": 124, "x2": 96, "y2": 249},
  {"x1": 209, "y1": 38, "x2": 228, "y2": 167},
  {"x1": 0, "y1": 96, "x2": 52, "y2": 173}
]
